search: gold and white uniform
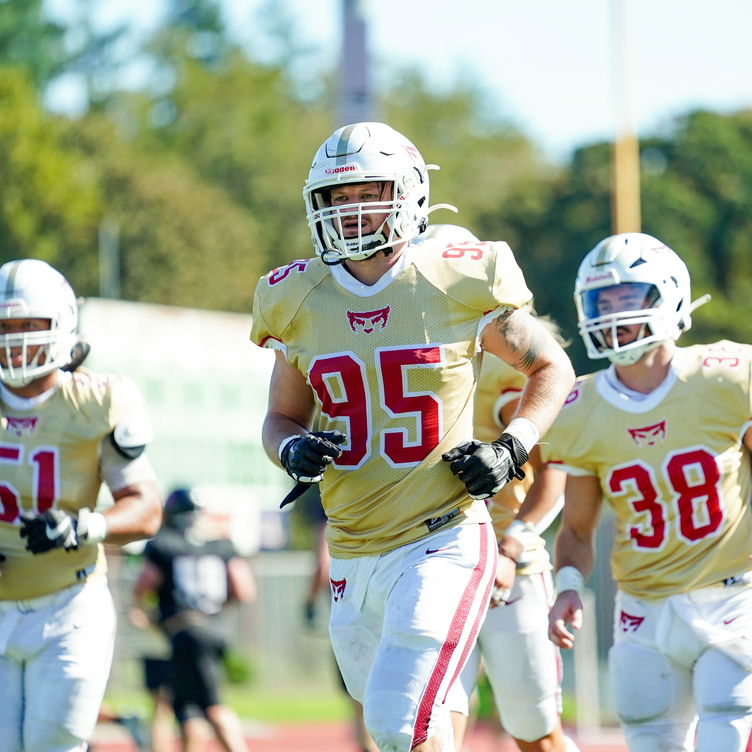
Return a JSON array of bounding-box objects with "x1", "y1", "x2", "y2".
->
[
  {"x1": 543, "y1": 342, "x2": 752, "y2": 752},
  {"x1": 0, "y1": 368, "x2": 144, "y2": 600},
  {"x1": 252, "y1": 237, "x2": 532, "y2": 557},
  {"x1": 0, "y1": 367, "x2": 151, "y2": 752},
  {"x1": 542, "y1": 342, "x2": 752, "y2": 599},
  {"x1": 252, "y1": 236, "x2": 531, "y2": 750}
]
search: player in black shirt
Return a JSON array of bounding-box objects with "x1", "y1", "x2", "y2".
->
[{"x1": 133, "y1": 488, "x2": 255, "y2": 752}]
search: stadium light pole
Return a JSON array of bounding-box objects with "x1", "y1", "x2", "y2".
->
[
  {"x1": 611, "y1": 0, "x2": 641, "y2": 233},
  {"x1": 338, "y1": 0, "x2": 375, "y2": 126}
]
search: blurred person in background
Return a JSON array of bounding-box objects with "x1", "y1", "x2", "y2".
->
[
  {"x1": 252, "y1": 121, "x2": 574, "y2": 752},
  {"x1": 132, "y1": 487, "x2": 256, "y2": 752},
  {"x1": 546, "y1": 233, "x2": 752, "y2": 751},
  {"x1": 429, "y1": 223, "x2": 580, "y2": 752},
  {"x1": 0, "y1": 258, "x2": 162, "y2": 752},
  {"x1": 300, "y1": 486, "x2": 378, "y2": 752},
  {"x1": 125, "y1": 610, "x2": 177, "y2": 752},
  {"x1": 93, "y1": 702, "x2": 150, "y2": 752}
]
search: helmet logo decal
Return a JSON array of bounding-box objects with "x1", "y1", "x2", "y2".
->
[
  {"x1": 584, "y1": 272, "x2": 617, "y2": 285},
  {"x1": 324, "y1": 165, "x2": 357, "y2": 175},
  {"x1": 404, "y1": 145, "x2": 421, "y2": 162},
  {"x1": 627, "y1": 420, "x2": 667, "y2": 447},
  {"x1": 0, "y1": 301, "x2": 26, "y2": 316},
  {"x1": 4, "y1": 416, "x2": 38, "y2": 437},
  {"x1": 347, "y1": 306, "x2": 390, "y2": 334}
]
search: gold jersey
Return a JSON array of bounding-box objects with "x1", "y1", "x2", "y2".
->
[
  {"x1": 252, "y1": 237, "x2": 533, "y2": 557},
  {"x1": 0, "y1": 368, "x2": 146, "y2": 600},
  {"x1": 541, "y1": 342, "x2": 752, "y2": 599},
  {"x1": 474, "y1": 353, "x2": 550, "y2": 574}
]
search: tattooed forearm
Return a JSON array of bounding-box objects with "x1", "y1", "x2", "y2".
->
[{"x1": 491, "y1": 309, "x2": 541, "y2": 372}]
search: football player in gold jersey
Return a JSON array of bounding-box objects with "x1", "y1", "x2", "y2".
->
[
  {"x1": 545, "y1": 233, "x2": 752, "y2": 751},
  {"x1": 252, "y1": 123, "x2": 574, "y2": 752},
  {"x1": 0, "y1": 259, "x2": 162, "y2": 752}
]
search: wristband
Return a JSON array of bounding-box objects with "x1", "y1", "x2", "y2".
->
[
  {"x1": 504, "y1": 417, "x2": 540, "y2": 455},
  {"x1": 554, "y1": 565, "x2": 585, "y2": 596},
  {"x1": 77, "y1": 508, "x2": 108, "y2": 544},
  {"x1": 504, "y1": 519, "x2": 535, "y2": 546}
]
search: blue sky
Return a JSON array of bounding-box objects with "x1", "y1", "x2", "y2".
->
[
  {"x1": 227, "y1": 0, "x2": 752, "y2": 160},
  {"x1": 47, "y1": 0, "x2": 752, "y2": 161}
]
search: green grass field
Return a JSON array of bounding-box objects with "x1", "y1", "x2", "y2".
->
[{"x1": 104, "y1": 682, "x2": 353, "y2": 725}]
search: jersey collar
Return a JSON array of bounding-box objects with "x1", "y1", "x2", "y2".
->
[{"x1": 595, "y1": 356, "x2": 680, "y2": 413}]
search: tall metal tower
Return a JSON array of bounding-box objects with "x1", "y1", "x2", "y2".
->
[
  {"x1": 338, "y1": 0, "x2": 375, "y2": 126},
  {"x1": 611, "y1": 0, "x2": 641, "y2": 233}
]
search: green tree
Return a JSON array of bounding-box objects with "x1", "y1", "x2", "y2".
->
[
  {"x1": 0, "y1": 1, "x2": 67, "y2": 88},
  {"x1": 382, "y1": 70, "x2": 549, "y2": 232},
  {"x1": 0, "y1": 68, "x2": 101, "y2": 286},
  {"x1": 61, "y1": 112, "x2": 265, "y2": 310},
  {"x1": 490, "y1": 109, "x2": 752, "y2": 375},
  {"x1": 132, "y1": 50, "x2": 333, "y2": 272},
  {"x1": 639, "y1": 110, "x2": 752, "y2": 346}
]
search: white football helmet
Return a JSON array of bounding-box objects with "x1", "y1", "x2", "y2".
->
[
  {"x1": 0, "y1": 259, "x2": 78, "y2": 387},
  {"x1": 304, "y1": 122, "x2": 451, "y2": 264},
  {"x1": 575, "y1": 233, "x2": 704, "y2": 366}
]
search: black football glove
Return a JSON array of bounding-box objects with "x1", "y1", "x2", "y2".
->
[
  {"x1": 442, "y1": 433, "x2": 528, "y2": 500},
  {"x1": 280, "y1": 430, "x2": 346, "y2": 483},
  {"x1": 19, "y1": 510, "x2": 80, "y2": 554}
]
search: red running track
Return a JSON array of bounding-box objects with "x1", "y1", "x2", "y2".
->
[{"x1": 90, "y1": 719, "x2": 630, "y2": 751}]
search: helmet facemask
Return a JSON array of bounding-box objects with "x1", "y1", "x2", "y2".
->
[
  {"x1": 577, "y1": 282, "x2": 671, "y2": 366},
  {"x1": 308, "y1": 179, "x2": 413, "y2": 264},
  {"x1": 0, "y1": 325, "x2": 76, "y2": 388}
]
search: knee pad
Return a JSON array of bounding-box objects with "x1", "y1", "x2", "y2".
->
[
  {"x1": 363, "y1": 690, "x2": 414, "y2": 752},
  {"x1": 498, "y1": 694, "x2": 559, "y2": 742},
  {"x1": 621, "y1": 724, "x2": 694, "y2": 752},
  {"x1": 694, "y1": 647, "x2": 752, "y2": 751},
  {"x1": 695, "y1": 647, "x2": 752, "y2": 715},
  {"x1": 364, "y1": 691, "x2": 453, "y2": 752},
  {"x1": 610, "y1": 641, "x2": 675, "y2": 724},
  {"x1": 695, "y1": 714, "x2": 752, "y2": 752}
]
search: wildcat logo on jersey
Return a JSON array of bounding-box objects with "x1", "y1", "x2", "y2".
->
[
  {"x1": 618, "y1": 610, "x2": 645, "y2": 633},
  {"x1": 627, "y1": 420, "x2": 667, "y2": 447},
  {"x1": 347, "y1": 306, "x2": 390, "y2": 334},
  {"x1": 330, "y1": 577, "x2": 347, "y2": 602},
  {"x1": 4, "y1": 416, "x2": 38, "y2": 437}
]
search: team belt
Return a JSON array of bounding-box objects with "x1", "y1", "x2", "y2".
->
[
  {"x1": 425, "y1": 507, "x2": 461, "y2": 532},
  {"x1": 720, "y1": 571, "x2": 752, "y2": 588}
]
